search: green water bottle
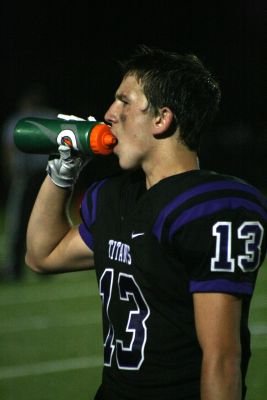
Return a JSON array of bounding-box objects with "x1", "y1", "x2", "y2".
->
[{"x1": 14, "y1": 115, "x2": 117, "y2": 156}]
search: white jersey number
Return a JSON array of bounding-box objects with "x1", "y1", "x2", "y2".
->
[
  {"x1": 99, "y1": 269, "x2": 150, "y2": 370},
  {"x1": 211, "y1": 221, "x2": 264, "y2": 272}
]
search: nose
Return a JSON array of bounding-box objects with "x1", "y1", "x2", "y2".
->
[{"x1": 104, "y1": 102, "x2": 116, "y2": 125}]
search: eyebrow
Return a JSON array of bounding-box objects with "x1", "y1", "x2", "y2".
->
[{"x1": 115, "y1": 92, "x2": 129, "y2": 102}]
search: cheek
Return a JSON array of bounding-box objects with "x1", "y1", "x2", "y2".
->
[
  {"x1": 118, "y1": 112, "x2": 150, "y2": 146},
  {"x1": 120, "y1": 113, "x2": 127, "y2": 123}
]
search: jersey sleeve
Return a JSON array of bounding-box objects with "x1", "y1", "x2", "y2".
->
[
  {"x1": 178, "y1": 209, "x2": 265, "y2": 296},
  {"x1": 153, "y1": 179, "x2": 267, "y2": 296},
  {"x1": 79, "y1": 179, "x2": 107, "y2": 250}
]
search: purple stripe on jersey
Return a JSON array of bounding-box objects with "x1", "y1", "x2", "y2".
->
[
  {"x1": 168, "y1": 197, "x2": 267, "y2": 241},
  {"x1": 190, "y1": 279, "x2": 253, "y2": 295},
  {"x1": 80, "y1": 190, "x2": 91, "y2": 227},
  {"x1": 79, "y1": 224, "x2": 94, "y2": 250},
  {"x1": 91, "y1": 180, "x2": 107, "y2": 224},
  {"x1": 153, "y1": 180, "x2": 266, "y2": 241},
  {"x1": 79, "y1": 179, "x2": 107, "y2": 250},
  {"x1": 80, "y1": 180, "x2": 107, "y2": 228}
]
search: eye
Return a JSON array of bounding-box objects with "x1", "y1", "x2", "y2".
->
[
  {"x1": 116, "y1": 94, "x2": 129, "y2": 106},
  {"x1": 119, "y1": 96, "x2": 129, "y2": 105}
]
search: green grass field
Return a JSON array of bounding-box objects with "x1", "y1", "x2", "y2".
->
[
  {"x1": 0, "y1": 270, "x2": 103, "y2": 399},
  {"x1": 0, "y1": 255, "x2": 266, "y2": 399}
]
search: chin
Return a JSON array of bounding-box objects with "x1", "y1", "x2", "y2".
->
[
  {"x1": 118, "y1": 157, "x2": 139, "y2": 171},
  {"x1": 118, "y1": 161, "x2": 133, "y2": 170}
]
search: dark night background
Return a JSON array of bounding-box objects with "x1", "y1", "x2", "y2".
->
[{"x1": 0, "y1": 1, "x2": 266, "y2": 198}]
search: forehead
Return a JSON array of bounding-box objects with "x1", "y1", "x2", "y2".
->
[{"x1": 116, "y1": 75, "x2": 145, "y2": 100}]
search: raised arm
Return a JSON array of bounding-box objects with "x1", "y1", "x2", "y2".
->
[
  {"x1": 193, "y1": 292, "x2": 242, "y2": 400},
  {"x1": 25, "y1": 146, "x2": 94, "y2": 273}
]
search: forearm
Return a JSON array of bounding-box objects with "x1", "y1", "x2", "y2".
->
[
  {"x1": 26, "y1": 176, "x2": 73, "y2": 269},
  {"x1": 201, "y1": 355, "x2": 242, "y2": 400}
]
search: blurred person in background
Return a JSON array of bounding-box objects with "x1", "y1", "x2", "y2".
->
[{"x1": 1, "y1": 84, "x2": 58, "y2": 280}]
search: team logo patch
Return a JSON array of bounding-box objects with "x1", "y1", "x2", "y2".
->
[{"x1": 57, "y1": 129, "x2": 79, "y2": 150}]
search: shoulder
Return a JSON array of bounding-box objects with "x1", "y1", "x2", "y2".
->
[
  {"x1": 156, "y1": 169, "x2": 266, "y2": 212},
  {"x1": 152, "y1": 170, "x2": 267, "y2": 243},
  {"x1": 82, "y1": 169, "x2": 145, "y2": 205}
]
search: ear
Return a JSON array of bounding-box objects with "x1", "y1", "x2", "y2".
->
[{"x1": 153, "y1": 107, "x2": 174, "y2": 136}]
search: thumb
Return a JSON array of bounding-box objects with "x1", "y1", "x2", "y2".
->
[{"x1": 58, "y1": 144, "x2": 72, "y2": 160}]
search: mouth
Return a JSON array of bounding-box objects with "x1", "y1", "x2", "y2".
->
[
  {"x1": 112, "y1": 141, "x2": 119, "y2": 155},
  {"x1": 109, "y1": 128, "x2": 118, "y2": 146}
]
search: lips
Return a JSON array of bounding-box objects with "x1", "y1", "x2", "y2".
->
[{"x1": 110, "y1": 128, "x2": 118, "y2": 146}]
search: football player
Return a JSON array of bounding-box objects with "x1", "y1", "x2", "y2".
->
[{"x1": 26, "y1": 45, "x2": 267, "y2": 399}]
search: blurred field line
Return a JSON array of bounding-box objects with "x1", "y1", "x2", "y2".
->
[
  {"x1": 0, "y1": 311, "x2": 101, "y2": 334},
  {"x1": 0, "y1": 356, "x2": 102, "y2": 380},
  {"x1": 250, "y1": 324, "x2": 267, "y2": 335},
  {"x1": 0, "y1": 283, "x2": 98, "y2": 306}
]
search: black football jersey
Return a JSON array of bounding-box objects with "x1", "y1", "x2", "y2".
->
[{"x1": 79, "y1": 169, "x2": 267, "y2": 400}]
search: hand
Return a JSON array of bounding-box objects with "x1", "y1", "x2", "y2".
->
[{"x1": 46, "y1": 144, "x2": 87, "y2": 189}]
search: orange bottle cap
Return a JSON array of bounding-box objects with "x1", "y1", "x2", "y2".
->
[{"x1": 90, "y1": 124, "x2": 117, "y2": 155}]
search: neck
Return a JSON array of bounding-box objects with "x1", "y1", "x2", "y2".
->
[{"x1": 143, "y1": 140, "x2": 199, "y2": 189}]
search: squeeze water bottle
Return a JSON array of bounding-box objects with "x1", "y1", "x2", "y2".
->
[{"x1": 13, "y1": 115, "x2": 117, "y2": 156}]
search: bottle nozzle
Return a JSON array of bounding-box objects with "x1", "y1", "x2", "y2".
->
[
  {"x1": 103, "y1": 135, "x2": 117, "y2": 146},
  {"x1": 90, "y1": 124, "x2": 117, "y2": 155}
]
